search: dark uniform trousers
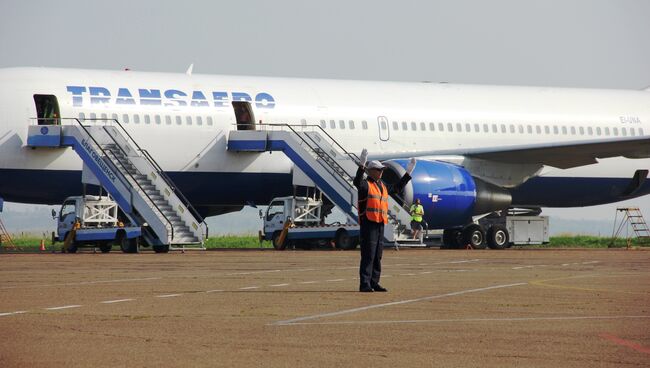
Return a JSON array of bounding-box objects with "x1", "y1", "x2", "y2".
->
[{"x1": 359, "y1": 218, "x2": 384, "y2": 288}]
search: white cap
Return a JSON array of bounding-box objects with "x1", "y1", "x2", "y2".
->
[{"x1": 367, "y1": 160, "x2": 385, "y2": 170}]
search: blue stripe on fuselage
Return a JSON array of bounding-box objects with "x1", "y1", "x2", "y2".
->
[{"x1": 1, "y1": 169, "x2": 648, "y2": 210}]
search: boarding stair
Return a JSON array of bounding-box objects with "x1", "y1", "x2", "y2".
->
[
  {"x1": 227, "y1": 124, "x2": 421, "y2": 247},
  {"x1": 26, "y1": 118, "x2": 208, "y2": 250}
]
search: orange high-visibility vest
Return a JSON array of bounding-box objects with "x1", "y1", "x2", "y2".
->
[{"x1": 360, "y1": 180, "x2": 389, "y2": 224}]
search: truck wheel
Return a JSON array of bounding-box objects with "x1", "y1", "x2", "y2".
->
[
  {"x1": 153, "y1": 245, "x2": 170, "y2": 253},
  {"x1": 272, "y1": 231, "x2": 286, "y2": 250},
  {"x1": 335, "y1": 230, "x2": 357, "y2": 250},
  {"x1": 119, "y1": 235, "x2": 138, "y2": 253},
  {"x1": 487, "y1": 225, "x2": 509, "y2": 250},
  {"x1": 462, "y1": 224, "x2": 486, "y2": 249},
  {"x1": 67, "y1": 243, "x2": 79, "y2": 253},
  {"x1": 99, "y1": 243, "x2": 112, "y2": 253}
]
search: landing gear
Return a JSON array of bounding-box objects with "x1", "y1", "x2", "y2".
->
[
  {"x1": 442, "y1": 225, "x2": 486, "y2": 249},
  {"x1": 487, "y1": 224, "x2": 510, "y2": 249}
]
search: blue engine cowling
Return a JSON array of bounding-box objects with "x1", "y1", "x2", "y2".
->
[{"x1": 382, "y1": 159, "x2": 511, "y2": 229}]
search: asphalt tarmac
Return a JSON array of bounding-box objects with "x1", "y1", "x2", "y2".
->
[{"x1": 1, "y1": 248, "x2": 649, "y2": 367}]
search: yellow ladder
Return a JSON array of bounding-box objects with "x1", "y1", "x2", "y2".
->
[
  {"x1": 0, "y1": 217, "x2": 16, "y2": 251},
  {"x1": 611, "y1": 207, "x2": 650, "y2": 247}
]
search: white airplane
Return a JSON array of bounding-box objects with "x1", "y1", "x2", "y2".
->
[{"x1": 0, "y1": 67, "x2": 649, "y2": 246}]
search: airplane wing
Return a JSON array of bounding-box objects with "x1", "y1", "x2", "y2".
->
[{"x1": 370, "y1": 136, "x2": 650, "y2": 169}]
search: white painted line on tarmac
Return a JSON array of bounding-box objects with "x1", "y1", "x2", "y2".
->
[
  {"x1": 206, "y1": 289, "x2": 224, "y2": 293},
  {"x1": 270, "y1": 283, "x2": 289, "y2": 287},
  {"x1": 300, "y1": 281, "x2": 318, "y2": 284},
  {"x1": 1, "y1": 277, "x2": 162, "y2": 290},
  {"x1": 45, "y1": 305, "x2": 82, "y2": 311},
  {"x1": 326, "y1": 279, "x2": 345, "y2": 282},
  {"x1": 156, "y1": 294, "x2": 182, "y2": 298},
  {"x1": 282, "y1": 315, "x2": 650, "y2": 326},
  {"x1": 239, "y1": 286, "x2": 259, "y2": 290},
  {"x1": 0, "y1": 311, "x2": 27, "y2": 317},
  {"x1": 100, "y1": 299, "x2": 134, "y2": 304},
  {"x1": 272, "y1": 282, "x2": 527, "y2": 326}
]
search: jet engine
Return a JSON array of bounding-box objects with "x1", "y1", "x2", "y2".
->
[{"x1": 382, "y1": 159, "x2": 512, "y2": 229}]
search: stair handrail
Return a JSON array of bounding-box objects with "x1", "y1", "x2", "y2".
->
[
  {"x1": 101, "y1": 119, "x2": 209, "y2": 240},
  {"x1": 63, "y1": 118, "x2": 175, "y2": 243}
]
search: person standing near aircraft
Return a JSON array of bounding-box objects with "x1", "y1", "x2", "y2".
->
[
  {"x1": 410, "y1": 198, "x2": 424, "y2": 240},
  {"x1": 354, "y1": 149, "x2": 416, "y2": 292}
]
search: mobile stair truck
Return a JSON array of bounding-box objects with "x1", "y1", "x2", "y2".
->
[
  {"x1": 260, "y1": 194, "x2": 360, "y2": 250},
  {"x1": 53, "y1": 195, "x2": 141, "y2": 253}
]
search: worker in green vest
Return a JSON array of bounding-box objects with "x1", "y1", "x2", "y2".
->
[{"x1": 410, "y1": 198, "x2": 424, "y2": 240}]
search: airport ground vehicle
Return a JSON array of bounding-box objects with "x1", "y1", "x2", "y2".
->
[
  {"x1": 260, "y1": 195, "x2": 360, "y2": 250},
  {"x1": 53, "y1": 195, "x2": 141, "y2": 253}
]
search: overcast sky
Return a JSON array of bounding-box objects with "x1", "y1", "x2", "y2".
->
[{"x1": 1, "y1": 0, "x2": 649, "y2": 234}]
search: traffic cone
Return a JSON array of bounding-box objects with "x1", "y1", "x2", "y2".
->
[{"x1": 39, "y1": 239, "x2": 46, "y2": 252}]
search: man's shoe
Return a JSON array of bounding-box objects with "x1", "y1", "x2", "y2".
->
[
  {"x1": 372, "y1": 284, "x2": 388, "y2": 292},
  {"x1": 359, "y1": 286, "x2": 374, "y2": 292}
]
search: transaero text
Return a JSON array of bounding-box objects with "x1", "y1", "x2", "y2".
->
[{"x1": 66, "y1": 86, "x2": 276, "y2": 109}]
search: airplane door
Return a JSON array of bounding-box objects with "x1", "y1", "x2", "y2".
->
[{"x1": 377, "y1": 116, "x2": 390, "y2": 141}]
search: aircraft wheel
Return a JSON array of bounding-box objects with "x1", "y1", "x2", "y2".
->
[
  {"x1": 272, "y1": 231, "x2": 287, "y2": 250},
  {"x1": 462, "y1": 224, "x2": 486, "y2": 249},
  {"x1": 487, "y1": 225, "x2": 509, "y2": 250}
]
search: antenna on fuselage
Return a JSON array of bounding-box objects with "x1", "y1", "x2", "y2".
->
[{"x1": 186, "y1": 63, "x2": 194, "y2": 76}]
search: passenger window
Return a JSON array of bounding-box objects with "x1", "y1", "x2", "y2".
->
[
  {"x1": 186, "y1": 116, "x2": 192, "y2": 125},
  {"x1": 579, "y1": 127, "x2": 584, "y2": 135},
  {"x1": 492, "y1": 124, "x2": 497, "y2": 133},
  {"x1": 438, "y1": 123, "x2": 444, "y2": 131},
  {"x1": 122, "y1": 114, "x2": 129, "y2": 124},
  {"x1": 393, "y1": 121, "x2": 400, "y2": 130},
  {"x1": 144, "y1": 115, "x2": 150, "y2": 124},
  {"x1": 401, "y1": 122, "x2": 407, "y2": 130},
  {"x1": 613, "y1": 127, "x2": 619, "y2": 136},
  {"x1": 411, "y1": 122, "x2": 417, "y2": 131},
  {"x1": 90, "y1": 113, "x2": 97, "y2": 120},
  {"x1": 429, "y1": 122, "x2": 435, "y2": 131},
  {"x1": 501, "y1": 124, "x2": 507, "y2": 133},
  {"x1": 604, "y1": 127, "x2": 610, "y2": 135},
  {"x1": 362, "y1": 120, "x2": 368, "y2": 130},
  {"x1": 79, "y1": 112, "x2": 86, "y2": 121},
  {"x1": 165, "y1": 116, "x2": 172, "y2": 125},
  {"x1": 562, "y1": 126, "x2": 567, "y2": 135},
  {"x1": 339, "y1": 120, "x2": 345, "y2": 129},
  {"x1": 596, "y1": 127, "x2": 601, "y2": 135},
  {"x1": 639, "y1": 128, "x2": 644, "y2": 136},
  {"x1": 456, "y1": 123, "x2": 462, "y2": 132},
  {"x1": 544, "y1": 126, "x2": 550, "y2": 134},
  {"x1": 100, "y1": 113, "x2": 107, "y2": 121},
  {"x1": 196, "y1": 116, "x2": 203, "y2": 126},
  {"x1": 621, "y1": 127, "x2": 627, "y2": 136},
  {"x1": 553, "y1": 126, "x2": 559, "y2": 134},
  {"x1": 320, "y1": 120, "x2": 326, "y2": 129},
  {"x1": 630, "y1": 128, "x2": 635, "y2": 136},
  {"x1": 380, "y1": 120, "x2": 386, "y2": 130},
  {"x1": 207, "y1": 116, "x2": 214, "y2": 126},
  {"x1": 483, "y1": 124, "x2": 489, "y2": 133},
  {"x1": 587, "y1": 127, "x2": 593, "y2": 135},
  {"x1": 111, "y1": 113, "x2": 118, "y2": 122},
  {"x1": 518, "y1": 125, "x2": 524, "y2": 134},
  {"x1": 349, "y1": 120, "x2": 355, "y2": 129},
  {"x1": 421, "y1": 122, "x2": 426, "y2": 131},
  {"x1": 570, "y1": 127, "x2": 576, "y2": 135},
  {"x1": 301, "y1": 119, "x2": 307, "y2": 126},
  {"x1": 447, "y1": 123, "x2": 453, "y2": 132},
  {"x1": 509, "y1": 125, "x2": 515, "y2": 133},
  {"x1": 527, "y1": 126, "x2": 533, "y2": 134},
  {"x1": 536, "y1": 126, "x2": 541, "y2": 134},
  {"x1": 176, "y1": 116, "x2": 182, "y2": 125},
  {"x1": 474, "y1": 123, "x2": 480, "y2": 132},
  {"x1": 133, "y1": 114, "x2": 140, "y2": 124},
  {"x1": 155, "y1": 115, "x2": 161, "y2": 125},
  {"x1": 330, "y1": 120, "x2": 336, "y2": 129}
]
